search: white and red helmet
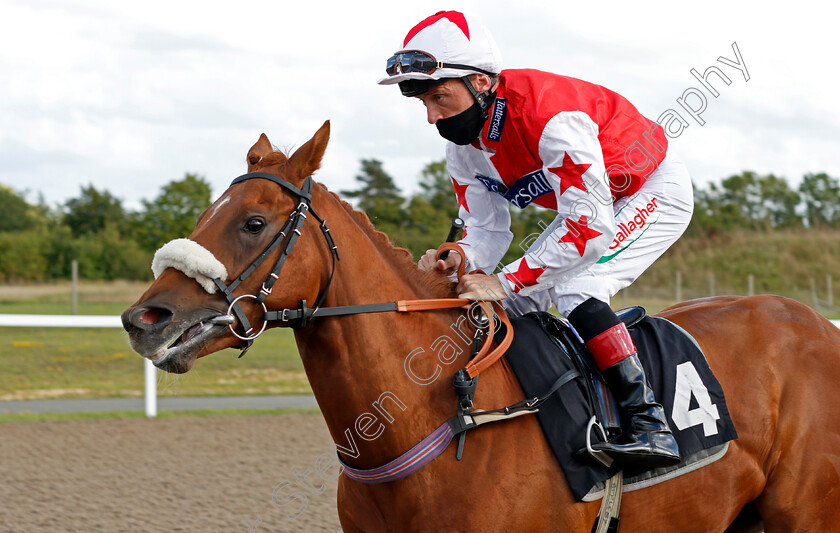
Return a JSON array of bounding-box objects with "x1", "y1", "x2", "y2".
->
[{"x1": 378, "y1": 10, "x2": 502, "y2": 94}]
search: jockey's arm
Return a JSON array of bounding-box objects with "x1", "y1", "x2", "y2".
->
[
  {"x1": 419, "y1": 146, "x2": 513, "y2": 277},
  {"x1": 495, "y1": 111, "x2": 618, "y2": 298},
  {"x1": 422, "y1": 112, "x2": 618, "y2": 302}
]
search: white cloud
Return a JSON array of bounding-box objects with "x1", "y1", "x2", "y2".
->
[{"x1": 0, "y1": 0, "x2": 838, "y2": 215}]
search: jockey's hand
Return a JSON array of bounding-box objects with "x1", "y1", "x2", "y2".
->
[
  {"x1": 418, "y1": 248, "x2": 461, "y2": 274},
  {"x1": 457, "y1": 274, "x2": 507, "y2": 301}
]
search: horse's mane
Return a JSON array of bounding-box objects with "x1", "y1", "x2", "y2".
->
[{"x1": 317, "y1": 183, "x2": 457, "y2": 298}]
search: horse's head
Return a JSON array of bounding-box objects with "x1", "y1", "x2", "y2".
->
[{"x1": 122, "y1": 121, "x2": 332, "y2": 373}]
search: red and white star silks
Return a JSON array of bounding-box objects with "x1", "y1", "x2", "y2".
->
[
  {"x1": 560, "y1": 216, "x2": 603, "y2": 257},
  {"x1": 504, "y1": 258, "x2": 546, "y2": 293},
  {"x1": 452, "y1": 177, "x2": 470, "y2": 213},
  {"x1": 444, "y1": 69, "x2": 668, "y2": 297},
  {"x1": 549, "y1": 152, "x2": 591, "y2": 195}
]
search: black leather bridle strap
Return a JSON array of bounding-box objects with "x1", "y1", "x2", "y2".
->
[
  {"x1": 229, "y1": 172, "x2": 312, "y2": 201},
  {"x1": 265, "y1": 298, "x2": 473, "y2": 326},
  {"x1": 214, "y1": 276, "x2": 255, "y2": 353},
  {"x1": 225, "y1": 215, "x2": 297, "y2": 297},
  {"x1": 211, "y1": 173, "x2": 321, "y2": 351},
  {"x1": 265, "y1": 302, "x2": 399, "y2": 323},
  {"x1": 255, "y1": 180, "x2": 314, "y2": 304}
]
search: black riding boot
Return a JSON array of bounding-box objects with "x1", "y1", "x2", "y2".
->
[
  {"x1": 591, "y1": 353, "x2": 681, "y2": 467},
  {"x1": 568, "y1": 298, "x2": 681, "y2": 468}
]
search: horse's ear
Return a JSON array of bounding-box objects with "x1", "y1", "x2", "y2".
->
[
  {"x1": 246, "y1": 133, "x2": 286, "y2": 171},
  {"x1": 284, "y1": 120, "x2": 330, "y2": 186}
]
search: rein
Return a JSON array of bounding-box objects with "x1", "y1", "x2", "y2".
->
[
  {"x1": 212, "y1": 172, "x2": 512, "y2": 379},
  {"x1": 178, "y1": 171, "x2": 622, "y2": 523},
  {"x1": 207, "y1": 171, "x2": 590, "y2": 491}
]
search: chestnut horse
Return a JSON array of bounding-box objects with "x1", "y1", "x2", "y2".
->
[{"x1": 123, "y1": 122, "x2": 840, "y2": 532}]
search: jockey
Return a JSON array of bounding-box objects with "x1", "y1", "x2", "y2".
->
[{"x1": 378, "y1": 11, "x2": 694, "y2": 468}]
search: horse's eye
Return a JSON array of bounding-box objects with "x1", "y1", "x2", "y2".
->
[{"x1": 243, "y1": 217, "x2": 265, "y2": 234}]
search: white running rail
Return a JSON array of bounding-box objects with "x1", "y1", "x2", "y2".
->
[{"x1": 0, "y1": 314, "x2": 157, "y2": 417}]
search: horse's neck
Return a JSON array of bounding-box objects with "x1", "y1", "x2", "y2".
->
[
  {"x1": 294, "y1": 190, "x2": 469, "y2": 466},
  {"x1": 313, "y1": 189, "x2": 448, "y2": 306}
]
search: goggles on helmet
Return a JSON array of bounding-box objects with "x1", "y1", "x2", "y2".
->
[{"x1": 385, "y1": 50, "x2": 495, "y2": 78}]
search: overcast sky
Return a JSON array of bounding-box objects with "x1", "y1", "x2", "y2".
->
[{"x1": 1, "y1": 0, "x2": 837, "y2": 213}]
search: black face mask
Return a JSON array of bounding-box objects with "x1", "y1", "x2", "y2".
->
[{"x1": 435, "y1": 100, "x2": 488, "y2": 145}]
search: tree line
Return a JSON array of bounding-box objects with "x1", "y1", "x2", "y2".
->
[
  {"x1": 342, "y1": 161, "x2": 840, "y2": 258},
  {"x1": 1, "y1": 163, "x2": 838, "y2": 282},
  {"x1": 0, "y1": 175, "x2": 210, "y2": 281},
  {"x1": 690, "y1": 171, "x2": 840, "y2": 234}
]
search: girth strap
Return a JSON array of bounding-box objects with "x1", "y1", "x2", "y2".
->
[{"x1": 593, "y1": 472, "x2": 623, "y2": 533}]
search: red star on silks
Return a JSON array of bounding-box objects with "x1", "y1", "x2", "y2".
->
[
  {"x1": 559, "y1": 216, "x2": 603, "y2": 256},
  {"x1": 504, "y1": 258, "x2": 546, "y2": 293},
  {"x1": 452, "y1": 177, "x2": 470, "y2": 213},
  {"x1": 548, "y1": 153, "x2": 591, "y2": 195}
]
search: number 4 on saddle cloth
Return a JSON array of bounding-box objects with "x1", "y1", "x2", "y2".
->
[{"x1": 501, "y1": 308, "x2": 738, "y2": 502}]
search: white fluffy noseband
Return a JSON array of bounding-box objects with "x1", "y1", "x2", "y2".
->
[{"x1": 151, "y1": 238, "x2": 228, "y2": 294}]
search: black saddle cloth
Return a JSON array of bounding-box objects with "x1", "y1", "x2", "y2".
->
[{"x1": 501, "y1": 310, "x2": 738, "y2": 501}]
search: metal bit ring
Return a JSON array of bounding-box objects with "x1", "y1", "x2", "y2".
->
[{"x1": 226, "y1": 294, "x2": 268, "y2": 341}]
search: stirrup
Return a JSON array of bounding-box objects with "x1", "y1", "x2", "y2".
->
[{"x1": 582, "y1": 416, "x2": 614, "y2": 468}]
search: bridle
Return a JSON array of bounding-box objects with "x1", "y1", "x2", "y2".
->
[
  {"x1": 193, "y1": 171, "x2": 604, "y2": 495},
  {"x1": 209, "y1": 170, "x2": 512, "y2": 382},
  {"x1": 211, "y1": 172, "x2": 338, "y2": 355}
]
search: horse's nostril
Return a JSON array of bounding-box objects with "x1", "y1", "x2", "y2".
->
[
  {"x1": 130, "y1": 306, "x2": 173, "y2": 330},
  {"x1": 140, "y1": 309, "x2": 162, "y2": 325}
]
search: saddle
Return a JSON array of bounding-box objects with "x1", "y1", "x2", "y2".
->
[{"x1": 499, "y1": 308, "x2": 739, "y2": 501}]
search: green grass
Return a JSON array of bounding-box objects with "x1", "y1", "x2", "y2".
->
[
  {"x1": 614, "y1": 228, "x2": 840, "y2": 319},
  {"x1": 638, "y1": 229, "x2": 840, "y2": 302},
  {"x1": 0, "y1": 324, "x2": 309, "y2": 400},
  {"x1": 0, "y1": 407, "x2": 321, "y2": 423},
  {"x1": 0, "y1": 282, "x2": 310, "y2": 401}
]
